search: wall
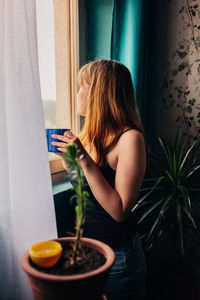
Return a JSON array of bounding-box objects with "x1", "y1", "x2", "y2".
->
[{"x1": 154, "y1": 0, "x2": 200, "y2": 142}]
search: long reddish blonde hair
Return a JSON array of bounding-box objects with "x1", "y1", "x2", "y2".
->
[{"x1": 78, "y1": 59, "x2": 144, "y2": 166}]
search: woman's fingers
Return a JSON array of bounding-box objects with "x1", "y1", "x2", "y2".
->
[
  {"x1": 51, "y1": 134, "x2": 66, "y2": 141},
  {"x1": 51, "y1": 131, "x2": 87, "y2": 161},
  {"x1": 57, "y1": 147, "x2": 67, "y2": 153},
  {"x1": 51, "y1": 141, "x2": 67, "y2": 148},
  {"x1": 64, "y1": 130, "x2": 72, "y2": 136},
  {"x1": 51, "y1": 131, "x2": 78, "y2": 150},
  {"x1": 63, "y1": 131, "x2": 77, "y2": 142}
]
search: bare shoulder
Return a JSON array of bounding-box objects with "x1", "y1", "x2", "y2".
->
[
  {"x1": 106, "y1": 129, "x2": 146, "y2": 170},
  {"x1": 117, "y1": 129, "x2": 146, "y2": 165},
  {"x1": 116, "y1": 129, "x2": 146, "y2": 172},
  {"x1": 117, "y1": 129, "x2": 145, "y2": 150}
]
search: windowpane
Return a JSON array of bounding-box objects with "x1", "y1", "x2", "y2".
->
[
  {"x1": 36, "y1": 0, "x2": 56, "y2": 129},
  {"x1": 35, "y1": 0, "x2": 79, "y2": 172}
]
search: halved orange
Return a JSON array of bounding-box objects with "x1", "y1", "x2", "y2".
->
[{"x1": 29, "y1": 241, "x2": 62, "y2": 268}]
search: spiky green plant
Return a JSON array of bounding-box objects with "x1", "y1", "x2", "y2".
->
[
  {"x1": 132, "y1": 133, "x2": 200, "y2": 257},
  {"x1": 62, "y1": 143, "x2": 90, "y2": 267}
]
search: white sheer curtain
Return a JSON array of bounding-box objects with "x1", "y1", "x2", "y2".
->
[{"x1": 0, "y1": 1, "x2": 57, "y2": 299}]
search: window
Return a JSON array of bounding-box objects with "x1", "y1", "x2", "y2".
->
[
  {"x1": 36, "y1": 0, "x2": 80, "y2": 179},
  {"x1": 36, "y1": 0, "x2": 56, "y2": 164}
]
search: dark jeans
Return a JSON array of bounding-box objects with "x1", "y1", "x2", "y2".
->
[{"x1": 104, "y1": 233, "x2": 146, "y2": 300}]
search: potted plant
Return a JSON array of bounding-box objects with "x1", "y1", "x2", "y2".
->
[
  {"x1": 132, "y1": 132, "x2": 200, "y2": 299},
  {"x1": 21, "y1": 144, "x2": 115, "y2": 300}
]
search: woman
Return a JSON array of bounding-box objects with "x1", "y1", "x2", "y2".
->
[{"x1": 51, "y1": 59, "x2": 147, "y2": 300}]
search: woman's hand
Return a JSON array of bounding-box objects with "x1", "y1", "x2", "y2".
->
[
  {"x1": 51, "y1": 130, "x2": 76, "y2": 152},
  {"x1": 51, "y1": 130, "x2": 88, "y2": 163}
]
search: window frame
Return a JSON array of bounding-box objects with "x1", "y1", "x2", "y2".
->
[{"x1": 50, "y1": 0, "x2": 80, "y2": 179}]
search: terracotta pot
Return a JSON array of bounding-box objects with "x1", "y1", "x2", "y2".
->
[{"x1": 21, "y1": 237, "x2": 115, "y2": 300}]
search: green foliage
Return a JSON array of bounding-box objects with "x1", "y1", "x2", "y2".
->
[
  {"x1": 132, "y1": 133, "x2": 200, "y2": 257},
  {"x1": 62, "y1": 144, "x2": 90, "y2": 267}
]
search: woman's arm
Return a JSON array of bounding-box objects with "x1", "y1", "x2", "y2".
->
[
  {"x1": 51, "y1": 130, "x2": 146, "y2": 222},
  {"x1": 113, "y1": 130, "x2": 146, "y2": 220}
]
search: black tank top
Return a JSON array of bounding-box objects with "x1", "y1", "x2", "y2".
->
[{"x1": 83, "y1": 129, "x2": 137, "y2": 247}]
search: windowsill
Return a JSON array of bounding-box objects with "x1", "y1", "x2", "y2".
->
[
  {"x1": 50, "y1": 158, "x2": 72, "y2": 195},
  {"x1": 49, "y1": 156, "x2": 65, "y2": 174},
  {"x1": 52, "y1": 177, "x2": 72, "y2": 195}
]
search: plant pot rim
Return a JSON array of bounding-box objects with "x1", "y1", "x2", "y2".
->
[{"x1": 22, "y1": 237, "x2": 115, "y2": 281}]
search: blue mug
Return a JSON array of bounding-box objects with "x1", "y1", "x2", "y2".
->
[{"x1": 46, "y1": 128, "x2": 69, "y2": 153}]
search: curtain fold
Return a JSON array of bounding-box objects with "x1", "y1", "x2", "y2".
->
[
  {"x1": 0, "y1": 1, "x2": 57, "y2": 299},
  {"x1": 111, "y1": 0, "x2": 144, "y2": 105},
  {"x1": 111, "y1": 0, "x2": 156, "y2": 147}
]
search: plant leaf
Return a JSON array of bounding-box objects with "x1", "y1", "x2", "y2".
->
[
  {"x1": 179, "y1": 139, "x2": 198, "y2": 174},
  {"x1": 176, "y1": 200, "x2": 184, "y2": 257},
  {"x1": 146, "y1": 195, "x2": 171, "y2": 242},
  {"x1": 183, "y1": 205, "x2": 197, "y2": 230},
  {"x1": 173, "y1": 151, "x2": 177, "y2": 178},
  {"x1": 159, "y1": 137, "x2": 172, "y2": 170},
  {"x1": 137, "y1": 198, "x2": 165, "y2": 224},
  {"x1": 189, "y1": 188, "x2": 200, "y2": 192},
  {"x1": 69, "y1": 194, "x2": 77, "y2": 205},
  {"x1": 165, "y1": 170, "x2": 175, "y2": 184},
  {"x1": 137, "y1": 176, "x2": 165, "y2": 203},
  {"x1": 185, "y1": 165, "x2": 200, "y2": 179}
]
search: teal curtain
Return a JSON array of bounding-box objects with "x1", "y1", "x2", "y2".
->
[
  {"x1": 111, "y1": 0, "x2": 156, "y2": 147},
  {"x1": 86, "y1": 0, "x2": 113, "y2": 61}
]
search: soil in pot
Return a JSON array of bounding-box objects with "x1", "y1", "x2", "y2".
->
[
  {"x1": 30, "y1": 242, "x2": 106, "y2": 275},
  {"x1": 22, "y1": 237, "x2": 115, "y2": 300}
]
